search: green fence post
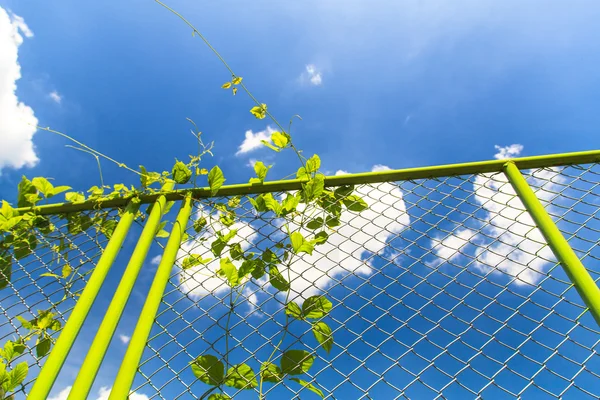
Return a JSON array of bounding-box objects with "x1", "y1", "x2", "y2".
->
[
  {"x1": 67, "y1": 181, "x2": 175, "y2": 399},
  {"x1": 28, "y1": 200, "x2": 141, "y2": 400},
  {"x1": 109, "y1": 193, "x2": 193, "y2": 400},
  {"x1": 504, "y1": 161, "x2": 600, "y2": 326}
]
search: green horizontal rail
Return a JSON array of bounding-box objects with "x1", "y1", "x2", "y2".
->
[{"x1": 14, "y1": 149, "x2": 600, "y2": 216}]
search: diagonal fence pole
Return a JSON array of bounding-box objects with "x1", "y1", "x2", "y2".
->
[
  {"x1": 67, "y1": 181, "x2": 175, "y2": 399},
  {"x1": 109, "y1": 193, "x2": 193, "y2": 400},
  {"x1": 503, "y1": 161, "x2": 600, "y2": 326},
  {"x1": 28, "y1": 200, "x2": 141, "y2": 400}
]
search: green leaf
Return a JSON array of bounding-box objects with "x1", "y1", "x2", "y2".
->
[
  {"x1": 1, "y1": 341, "x2": 25, "y2": 363},
  {"x1": 306, "y1": 218, "x2": 324, "y2": 230},
  {"x1": 325, "y1": 216, "x2": 340, "y2": 228},
  {"x1": 261, "y1": 362, "x2": 283, "y2": 383},
  {"x1": 280, "y1": 350, "x2": 314, "y2": 375},
  {"x1": 67, "y1": 214, "x2": 93, "y2": 235},
  {"x1": 302, "y1": 296, "x2": 332, "y2": 319},
  {"x1": 342, "y1": 195, "x2": 368, "y2": 212},
  {"x1": 0, "y1": 256, "x2": 11, "y2": 290},
  {"x1": 100, "y1": 219, "x2": 117, "y2": 239},
  {"x1": 218, "y1": 258, "x2": 240, "y2": 287},
  {"x1": 262, "y1": 193, "x2": 281, "y2": 215},
  {"x1": 36, "y1": 337, "x2": 51, "y2": 358},
  {"x1": 305, "y1": 155, "x2": 321, "y2": 173},
  {"x1": 249, "y1": 103, "x2": 267, "y2": 119},
  {"x1": 36, "y1": 310, "x2": 56, "y2": 330},
  {"x1": 32, "y1": 177, "x2": 53, "y2": 198},
  {"x1": 296, "y1": 167, "x2": 308, "y2": 180},
  {"x1": 140, "y1": 165, "x2": 161, "y2": 188},
  {"x1": 271, "y1": 131, "x2": 289, "y2": 148},
  {"x1": 232, "y1": 76, "x2": 243, "y2": 85},
  {"x1": 281, "y1": 193, "x2": 300, "y2": 215},
  {"x1": 303, "y1": 175, "x2": 324, "y2": 201},
  {"x1": 312, "y1": 322, "x2": 333, "y2": 354},
  {"x1": 211, "y1": 238, "x2": 226, "y2": 257},
  {"x1": 285, "y1": 302, "x2": 303, "y2": 319},
  {"x1": 269, "y1": 265, "x2": 289, "y2": 292},
  {"x1": 253, "y1": 161, "x2": 270, "y2": 183},
  {"x1": 155, "y1": 221, "x2": 169, "y2": 238},
  {"x1": 238, "y1": 259, "x2": 257, "y2": 279},
  {"x1": 221, "y1": 82, "x2": 232, "y2": 89},
  {"x1": 182, "y1": 254, "x2": 212, "y2": 270},
  {"x1": 224, "y1": 363, "x2": 257, "y2": 389},
  {"x1": 17, "y1": 176, "x2": 37, "y2": 208},
  {"x1": 191, "y1": 355, "x2": 224, "y2": 386},
  {"x1": 208, "y1": 394, "x2": 231, "y2": 400},
  {"x1": 61, "y1": 263, "x2": 73, "y2": 279},
  {"x1": 261, "y1": 140, "x2": 281, "y2": 152},
  {"x1": 289, "y1": 378, "x2": 324, "y2": 398},
  {"x1": 5, "y1": 362, "x2": 28, "y2": 392},
  {"x1": 230, "y1": 243, "x2": 244, "y2": 261},
  {"x1": 51, "y1": 185, "x2": 71, "y2": 198},
  {"x1": 312, "y1": 231, "x2": 329, "y2": 246},
  {"x1": 208, "y1": 166, "x2": 225, "y2": 195},
  {"x1": 193, "y1": 217, "x2": 207, "y2": 233},
  {"x1": 65, "y1": 192, "x2": 85, "y2": 203},
  {"x1": 16, "y1": 316, "x2": 33, "y2": 330},
  {"x1": 172, "y1": 161, "x2": 192, "y2": 184},
  {"x1": 290, "y1": 232, "x2": 314, "y2": 255},
  {"x1": 250, "y1": 260, "x2": 266, "y2": 279}
]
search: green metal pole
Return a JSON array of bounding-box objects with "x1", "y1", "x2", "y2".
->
[
  {"x1": 109, "y1": 194, "x2": 193, "y2": 400},
  {"x1": 67, "y1": 182, "x2": 175, "y2": 399},
  {"x1": 28, "y1": 200, "x2": 141, "y2": 400},
  {"x1": 504, "y1": 161, "x2": 600, "y2": 326}
]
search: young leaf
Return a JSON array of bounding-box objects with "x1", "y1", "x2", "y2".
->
[
  {"x1": 230, "y1": 243, "x2": 244, "y2": 261},
  {"x1": 249, "y1": 103, "x2": 267, "y2": 119},
  {"x1": 306, "y1": 217, "x2": 324, "y2": 230},
  {"x1": 0, "y1": 256, "x2": 12, "y2": 290},
  {"x1": 232, "y1": 87, "x2": 238, "y2": 96},
  {"x1": 172, "y1": 161, "x2": 192, "y2": 184},
  {"x1": 182, "y1": 254, "x2": 212, "y2": 270},
  {"x1": 238, "y1": 259, "x2": 257, "y2": 279},
  {"x1": 289, "y1": 378, "x2": 324, "y2": 398},
  {"x1": 302, "y1": 296, "x2": 333, "y2": 319},
  {"x1": 312, "y1": 231, "x2": 329, "y2": 246},
  {"x1": 6, "y1": 361, "x2": 28, "y2": 392},
  {"x1": 262, "y1": 193, "x2": 281, "y2": 215},
  {"x1": 271, "y1": 131, "x2": 289, "y2": 148},
  {"x1": 285, "y1": 302, "x2": 303, "y2": 319},
  {"x1": 155, "y1": 221, "x2": 169, "y2": 238},
  {"x1": 232, "y1": 76, "x2": 243, "y2": 85},
  {"x1": 290, "y1": 232, "x2": 314, "y2": 255},
  {"x1": 221, "y1": 82, "x2": 232, "y2": 89},
  {"x1": 211, "y1": 238, "x2": 226, "y2": 257},
  {"x1": 61, "y1": 263, "x2": 73, "y2": 279},
  {"x1": 191, "y1": 355, "x2": 224, "y2": 386},
  {"x1": 280, "y1": 350, "x2": 314, "y2": 375},
  {"x1": 1, "y1": 341, "x2": 25, "y2": 362},
  {"x1": 261, "y1": 362, "x2": 283, "y2": 383},
  {"x1": 32, "y1": 177, "x2": 54, "y2": 198},
  {"x1": 65, "y1": 192, "x2": 85, "y2": 203},
  {"x1": 224, "y1": 363, "x2": 257, "y2": 389},
  {"x1": 342, "y1": 195, "x2": 368, "y2": 212},
  {"x1": 208, "y1": 166, "x2": 225, "y2": 195},
  {"x1": 302, "y1": 175, "x2": 324, "y2": 201},
  {"x1": 208, "y1": 394, "x2": 231, "y2": 400},
  {"x1": 253, "y1": 161, "x2": 270, "y2": 183},
  {"x1": 51, "y1": 185, "x2": 72, "y2": 198},
  {"x1": 312, "y1": 322, "x2": 333, "y2": 354},
  {"x1": 261, "y1": 140, "x2": 281, "y2": 152},
  {"x1": 269, "y1": 265, "x2": 289, "y2": 292},
  {"x1": 281, "y1": 193, "x2": 300, "y2": 214},
  {"x1": 296, "y1": 167, "x2": 308, "y2": 180},
  {"x1": 218, "y1": 258, "x2": 240, "y2": 287},
  {"x1": 250, "y1": 259, "x2": 266, "y2": 280},
  {"x1": 17, "y1": 176, "x2": 37, "y2": 207},
  {"x1": 305, "y1": 155, "x2": 321, "y2": 173},
  {"x1": 36, "y1": 337, "x2": 51, "y2": 358},
  {"x1": 16, "y1": 316, "x2": 33, "y2": 330}
]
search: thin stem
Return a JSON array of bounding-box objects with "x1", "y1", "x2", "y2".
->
[{"x1": 64, "y1": 146, "x2": 105, "y2": 188}]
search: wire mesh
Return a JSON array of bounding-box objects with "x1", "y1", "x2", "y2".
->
[
  {"x1": 0, "y1": 207, "x2": 122, "y2": 399},
  {"x1": 129, "y1": 163, "x2": 600, "y2": 399},
  {"x1": 2, "y1": 162, "x2": 600, "y2": 399}
]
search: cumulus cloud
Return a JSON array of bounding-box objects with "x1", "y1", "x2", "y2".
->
[
  {"x1": 118, "y1": 334, "x2": 130, "y2": 344},
  {"x1": 49, "y1": 90, "x2": 62, "y2": 104},
  {"x1": 150, "y1": 255, "x2": 162, "y2": 265},
  {"x1": 235, "y1": 126, "x2": 275, "y2": 156},
  {"x1": 177, "y1": 166, "x2": 410, "y2": 305},
  {"x1": 431, "y1": 144, "x2": 563, "y2": 285},
  {"x1": 49, "y1": 386, "x2": 148, "y2": 400},
  {"x1": 300, "y1": 64, "x2": 322, "y2": 86},
  {"x1": 0, "y1": 7, "x2": 39, "y2": 172}
]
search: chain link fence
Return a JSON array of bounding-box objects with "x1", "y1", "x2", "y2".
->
[{"x1": 1, "y1": 160, "x2": 600, "y2": 399}]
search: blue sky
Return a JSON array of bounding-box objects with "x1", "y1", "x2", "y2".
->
[{"x1": 1, "y1": 1, "x2": 600, "y2": 399}]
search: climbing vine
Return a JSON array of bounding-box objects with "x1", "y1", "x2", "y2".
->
[{"x1": 0, "y1": 2, "x2": 369, "y2": 399}]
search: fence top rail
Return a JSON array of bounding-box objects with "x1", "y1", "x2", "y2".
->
[{"x1": 13, "y1": 149, "x2": 600, "y2": 216}]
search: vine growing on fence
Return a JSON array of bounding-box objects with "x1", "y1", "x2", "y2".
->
[{"x1": 0, "y1": 2, "x2": 369, "y2": 399}]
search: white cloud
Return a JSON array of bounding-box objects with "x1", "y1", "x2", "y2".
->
[
  {"x1": 118, "y1": 334, "x2": 130, "y2": 344},
  {"x1": 300, "y1": 64, "x2": 322, "y2": 86},
  {"x1": 49, "y1": 90, "x2": 62, "y2": 104},
  {"x1": 49, "y1": 386, "x2": 148, "y2": 400},
  {"x1": 0, "y1": 7, "x2": 39, "y2": 172},
  {"x1": 177, "y1": 165, "x2": 410, "y2": 304},
  {"x1": 235, "y1": 126, "x2": 275, "y2": 156},
  {"x1": 150, "y1": 255, "x2": 162, "y2": 265},
  {"x1": 494, "y1": 144, "x2": 524, "y2": 160},
  {"x1": 247, "y1": 158, "x2": 257, "y2": 167},
  {"x1": 431, "y1": 144, "x2": 563, "y2": 285}
]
